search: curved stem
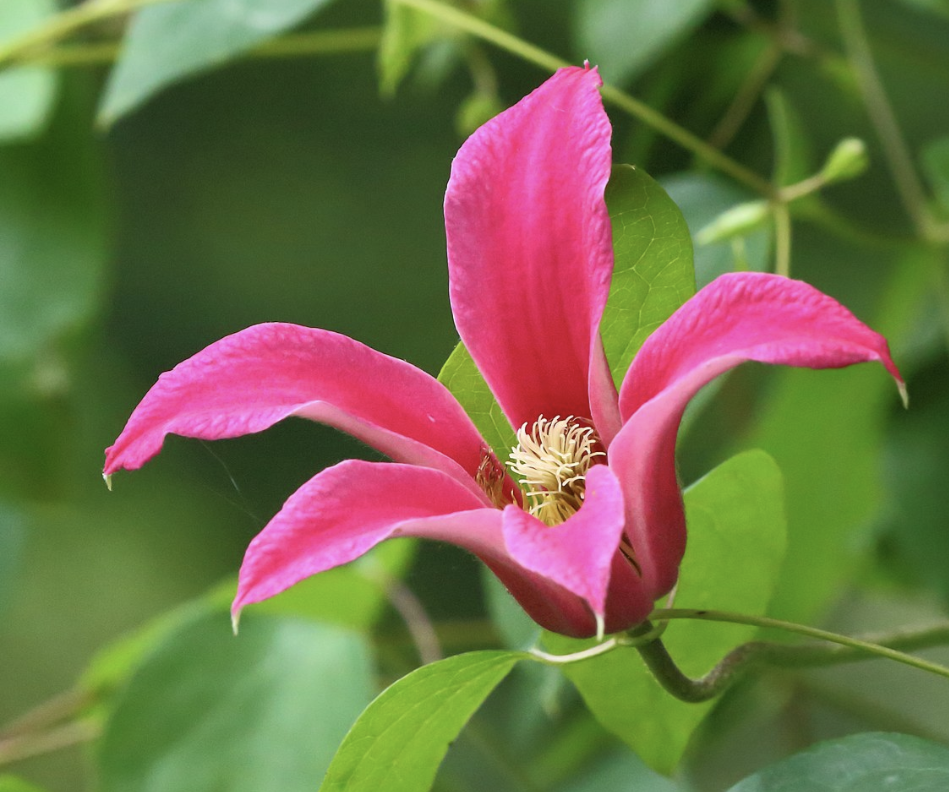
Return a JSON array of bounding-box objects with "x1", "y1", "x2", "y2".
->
[
  {"x1": 835, "y1": 0, "x2": 939, "y2": 240},
  {"x1": 651, "y1": 609, "x2": 949, "y2": 683},
  {"x1": 0, "y1": 720, "x2": 100, "y2": 767},
  {"x1": 16, "y1": 27, "x2": 383, "y2": 68},
  {"x1": 0, "y1": 0, "x2": 173, "y2": 69},
  {"x1": 708, "y1": 40, "x2": 783, "y2": 150},
  {"x1": 773, "y1": 202, "x2": 792, "y2": 276},
  {"x1": 564, "y1": 612, "x2": 949, "y2": 704},
  {"x1": 393, "y1": 0, "x2": 774, "y2": 197}
]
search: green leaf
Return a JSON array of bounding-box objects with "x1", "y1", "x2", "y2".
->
[
  {"x1": 921, "y1": 135, "x2": 949, "y2": 213},
  {"x1": 99, "y1": 0, "x2": 340, "y2": 125},
  {"x1": 378, "y1": 0, "x2": 440, "y2": 96},
  {"x1": 98, "y1": 611, "x2": 374, "y2": 792},
  {"x1": 0, "y1": 0, "x2": 58, "y2": 141},
  {"x1": 437, "y1": 343, "x2": 516, "y2": 459},
  {"x1": 662, "y1": 172, "x2": 771, "y2": 288},
  {"x1": 726, "y1": 732, "x2": 949, "y2": 791},
  {"x1": 84, "y1": 540, "x2": 412, "y2": 703},
  {"x1": 0, "y1": 89, "x2": 108, "y2": 366},
  {"x1": 600, "y1": 165, "x2": 695, "y2": 386},
  {"x1": 319, "y1": 650, "x2": 521, "y2": 792},
  {"x1": 575, "y1": 0, "x2": 717, "y2": 84},
  {"x1": 546, "y1": 450, "x2": 786, "y2": 775}
]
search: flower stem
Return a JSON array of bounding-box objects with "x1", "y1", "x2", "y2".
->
[
  {"x1": 834, "y1": 0, "x2": 944, "y2": 242},
  {"x1": 392, "y1": 0, "x2": 774, "y2": 197},
  {"x1": 13, "y1": 27, "x2": 383, "y2": 68},
  {"x1": 636, "y1": 609, "x2": 949, "y2": 703},
  {"x1": 773, "y1": 202, "x2": 792, "y2": 277},
  {"x1": 0, "y1": 0, "x2": 173, "y2": 69},
  {"x1": 0, "y1": 720, "x2": 99, "y2": 767}
]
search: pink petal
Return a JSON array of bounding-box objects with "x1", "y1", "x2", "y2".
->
[
  {"x1": 501, "y1": 464, "x2": 626, "y2": 624},
  {"x1": 234, "y1": 459, "x2": 616, "y2": 637},
  {"x1": 611, "y1": 272, "x2": 904, "y2": 598},
  {"x1": 104, "y1": 323, "x2": 495, "y2": 498},
  {"x1": 233, "y1": 460, "x2": 492, "y2": 616},
  {"x1": 445, "y1": 66, "x2": 617, "y2": 432}
]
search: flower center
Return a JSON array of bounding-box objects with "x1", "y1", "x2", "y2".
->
[{"x1": 507, "y1": 415, "x2": 605, "y2": 527}]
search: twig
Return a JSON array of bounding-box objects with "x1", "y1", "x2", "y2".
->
[{"x1": 835, "y1": 0, "x2": 942, "y2": 241}]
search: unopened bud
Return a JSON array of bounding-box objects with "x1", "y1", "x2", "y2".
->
[
  {"x1": 696, "y1": 200, "x2": 770, "y2": 245},
  {"x1": 820, "y1": 138, "x2": 869, "y2": 184}
]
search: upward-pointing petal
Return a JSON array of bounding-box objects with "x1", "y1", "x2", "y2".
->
[
  {"x1": 104, "y1": 323, "x2": 495, "y2": 498},
  {"x1": 610, "y1": 272, "x2": 904, "y2": 599},
  {"x1": 445, "y1": 66, "x2": 615, "y2": 431}
]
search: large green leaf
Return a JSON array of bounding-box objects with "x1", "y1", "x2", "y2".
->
[
  {"x1": 726, "y1": 732, "x2": 949, "y2": 791},
  {"x1": 575, "y1": 0, "x2": 717, "y2": 84},
  {"x1": 0, "y1": 0, "x2": 58, "y2": 141},
  {"x1": 546, "y1": 450, "x2": 786, "y2": 775},
  {"x1": 438, "y1": 165, "x2": 694, "y2": 455},
  {"x1": 84, "y1": 541, "x2": 412, "y2": 703},
  {"x1": 599, "y1": 164, "x2": 695, "y2": 385},
  {"x1": 98, "y1": 611, "x2": 374, "y2": 792},
  {"x1": 99, "y1": 0, "x2": 340, "y2": 125},
  {"x1": 319, "y1": 650, "x2": 521, "y2": 792}
]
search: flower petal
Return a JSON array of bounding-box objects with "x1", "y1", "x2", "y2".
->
[
  {"x1": 611, "y1": 272, "x2": 904, "y2": 598},
  {"x1": 104, "y1": 323, "x2": 494, "y2": 497},
  {"x1": 445, "y1": 65, "x2": 616, "y2": 430},
  {"x1": 501, "y1": 464, "x2": 627, "y2": 628},
  {"x1": 233, "y1": 460, "x2": 491, "y2": 617},
  {"x1": 233, "y1": 459, "x2": 613, "y2": 637}
]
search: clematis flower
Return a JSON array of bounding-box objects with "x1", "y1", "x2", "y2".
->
[{"x1": 104, "y1": 66, "x2": 903, "y2": 639}]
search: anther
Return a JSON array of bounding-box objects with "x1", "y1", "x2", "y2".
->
[{"x1": 507, "y1": 415, "x2": 605, "y2": 526}]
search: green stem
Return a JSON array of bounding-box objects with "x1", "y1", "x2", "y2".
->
[
  {"x1": 773, "y1": 202, "x2": 792, "y2": 277},
  {"x1": 0, "y1": 720, "x2": 99, "y2": 767},
  {"x1": 0, "y1": 0, "x2": 173, "y2": 69},
  {"x1": 651, "y1": 608, "x2": 949, "y2": 683},
  {"x1": 17, "y1": 27, "x2": 383, "y2": 68},
  {"x1": 835, "y1": 0, "x2": 940, "y2": 241},
  {"x1": 393, "y1": 0, "x2": 774, "y2": 197},
  {"x1": 708, "y1": 40, "x2": 783, "y2": 150}
]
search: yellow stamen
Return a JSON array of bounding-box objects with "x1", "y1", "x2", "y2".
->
[{"x1": 508, "y1": 415, "x2": 605, "y2": 526}]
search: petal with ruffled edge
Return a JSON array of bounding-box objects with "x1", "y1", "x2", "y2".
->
[
  {"x1": 104, "y1": 323, "x2": 502, "y2": 500},
  {"x1": 610, "y1": 272, "x2": 905, "y2": 599},
  {"x1": 233, "y1": 459, "x2": 605, "y2": 636},
  {"x1": 445, "y1": 65, "x2": 618, "y2": 436}
]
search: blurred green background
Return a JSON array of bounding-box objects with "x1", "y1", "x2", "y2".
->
[{"x1": 1, "y1": 0, "x2": 948, "y2": 790}]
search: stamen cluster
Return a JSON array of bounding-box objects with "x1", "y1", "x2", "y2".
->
[{"x1": 508, "y1": 415, "x2": 605, "y2": 526}]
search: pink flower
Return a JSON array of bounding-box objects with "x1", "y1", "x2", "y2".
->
[{"x1": 104, "y1": 66, "x2": 903, "y2": 639}]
